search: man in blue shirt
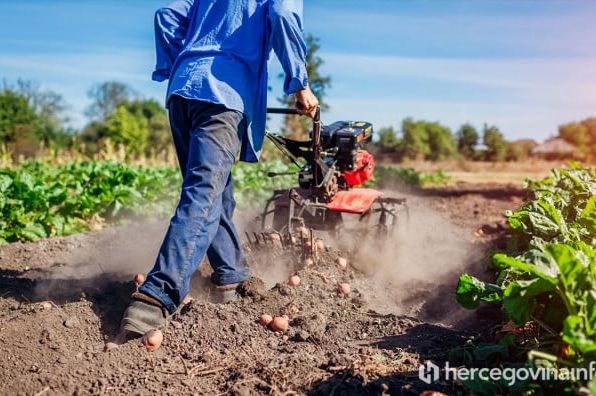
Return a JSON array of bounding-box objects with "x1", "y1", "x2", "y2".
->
[{"x1": 119, "y1": 0, "x2": 318, "y2": 336}]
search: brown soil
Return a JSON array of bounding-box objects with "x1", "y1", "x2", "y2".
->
[{"x1": 0, "y1": 183, "x2": 525, "y2": 395}]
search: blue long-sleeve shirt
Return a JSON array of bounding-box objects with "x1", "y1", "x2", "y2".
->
[{"x1": 153, "y1": 0, "x2": 309, "y2": 162}]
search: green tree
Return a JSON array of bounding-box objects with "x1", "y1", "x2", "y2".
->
[
  {"x1": 279, "y1": 34, "x2": 332, "y2": 140},
  {"x1": 483, "y1": 124, "x2": 508, "y2": 161},
  {"x1": 378, "y1": 126, "x2": 401, "y2": 152},
  {"x1": 124, "y1": 99, "x2": 171, "y2": 154},
  {"x1": 105, "y1": 105, "x2": 149, "y2": 157},
  {"x1": 558, "y1": 119, "x2": 595, "y2": 160},
  {"x1": 456, "y1": 123, "x2": 478, "y2": 159},
  {"x1": 400, "y1": 119, "x2": 455, "y2": 161},
  {"x1": 0, "y1": 88, "x2": 38, "y2": 143},
  {"x1": 86, "y1": 81, "x2": 136, "y2": 121},
  {"x1": 401, "y1": 118, "x2": 430, "y2": 160},
  {"x1": 16, "y1": 80, "x2": 71, "y2": 148},
  {"x1": 426, "y1": 122, "x2": 455, "y2": 161},
  {"x1": 80, "y1": 121, "x2": 109, "y2": 154},
  {"x1": 506, "y1": 139, "x2": 537, "y2": 161}
]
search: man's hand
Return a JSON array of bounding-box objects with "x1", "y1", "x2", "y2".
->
[{"x1": 295, "y1": 87, "x2": 319, "y2": 118}]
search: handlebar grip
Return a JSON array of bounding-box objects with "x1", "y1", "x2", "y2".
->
[
  {"x1": 266, "y1": 107, "x2": 321, "y2": 122},
  {"x1": 267, "y1": 108, "x2": 300, "y2": 115}
]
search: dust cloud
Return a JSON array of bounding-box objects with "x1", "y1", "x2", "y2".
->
[
  {"x1": 35, "y1": 210, "x2": 294, "y2": 302},
  {"x1": 351, "y1": 196, "x2": 483, "y2": 327},
  {"x1": 33, "y1": 220, "x2": 169, "y2": 301},
  {"x1": 35, "y1": 190, "x2": 482, "y2": 328},
  {"x1": 234, "y1": 209, "x2": 296, "y2": 287}
]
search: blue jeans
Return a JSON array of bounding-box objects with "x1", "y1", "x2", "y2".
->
[{"x1": 139, "y1": 96, "x2": 250, "y2": 313}]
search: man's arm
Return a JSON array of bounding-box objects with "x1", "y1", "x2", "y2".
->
[
  {"x1": 268, "y1": 0, "x2": 318, "y2": 116},
  {"x1": 268, "y1": 0, "x2": 307, "y2": 94},
  {"x1": 152, "y1": 0, "x2": 195, "y2": 82}
]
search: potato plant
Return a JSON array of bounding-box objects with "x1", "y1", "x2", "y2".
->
[
  {"x1": 456, "y1": 165, "x2": 596, "y2": 394},
  {"x1": 0, "y1": 160, "x2": 446, "y2": 244},
  {"x1": 0, "y1": 162, "x2": 181, "y2": 242}
]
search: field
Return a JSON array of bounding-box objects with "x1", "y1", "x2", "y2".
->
[{"x1": 0, "y1": 160, "x2": 593, "y2": 395}]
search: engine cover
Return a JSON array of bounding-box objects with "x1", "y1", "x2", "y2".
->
[
  {"x1": 343, "y1": 150, "x2": 375, "y2": 187},
  {"x1": 320, "y1": 121, "x2": 373, "y2": 171}
]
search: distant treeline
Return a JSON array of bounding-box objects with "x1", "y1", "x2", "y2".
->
[
  {"x1": 0, "y1": 80, "x2": 171, "y2": 161},
  {"x1": 371, "y1": 118, "x2": 596, "y2": 163},
  {"x1": 1, "y1": 79, "x2": 595, "y2": 163}
]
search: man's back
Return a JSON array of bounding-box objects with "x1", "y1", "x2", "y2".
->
[
  {"x1": 185, "y1": 1, "x2": 269, "y2": 65},
  {"x1": 154, "y1": 0, "x2": 308, "y2": 162}
]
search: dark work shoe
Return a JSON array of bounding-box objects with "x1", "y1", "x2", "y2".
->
[
  {"x1": 118, "y1": 292, "x2": 169, "y2": 338},
  {"x1": 213, "y1": 283, "x2": 240, "y2": 303}
]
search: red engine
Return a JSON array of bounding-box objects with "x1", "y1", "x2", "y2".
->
[{"x1": 343, "y1": 150, "x2": 375, "y2": 187}]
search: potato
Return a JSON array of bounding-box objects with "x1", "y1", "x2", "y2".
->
[
  {"x1": 298, "y1": 226, "x2": 310, "y2": 238},
  {"x1": 142, "y1": 329, "x2": 163, "y2": 351},
  {"x1": 271, "y1": 316, "x2": 289, "y2": 332},
  {"x1": 336, "y1": 257, "x2": 348, "y2": 270},
  {"x1": 259, "y1": 314, "x2": 273, "y2": 327},
  {"x1": 288, "y1": 275, "x2": 301, "y2": 286},
  {"x1": 315, "y1": 239, "x2": 325, "y2": 251},
  {"x1": 338, "y1": 283, "x2": 351, "y2": 295}
]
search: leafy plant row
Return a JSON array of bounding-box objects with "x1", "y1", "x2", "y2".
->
[
  {"x1": 455, "y1": 165, "x2": 596, "y2": 394},
  {"x1": 0, "y1": 161, "x2": 181, "y2": 243},
  {"x1": 0, "y1": 161, "x2": 448, "y2": 243}
]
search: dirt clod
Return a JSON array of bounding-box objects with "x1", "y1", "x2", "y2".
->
[
  {"x1": 237, "y1": 276, "x2": 267, "y2": 299},
  {"x1": 63, "y1": 317, "x2": 80, "y2": 328},
  {"x1": 103, "y1": 342, "x2": 118, "y2": 352}
]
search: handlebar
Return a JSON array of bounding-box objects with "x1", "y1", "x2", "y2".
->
[
  {"x1": 267, "y1": 108, "x2": 301, "y2": 115},
  {"x1": 266, "y1": 107, "x2": 321, "y2": 123},
  {"x1": 265, "y1": 106, "x2": 322, "y2": 185}
]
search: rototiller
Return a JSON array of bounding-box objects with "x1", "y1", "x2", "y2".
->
[{"x1": 246, "y1": 107, "x2": 408, "y2": 256}]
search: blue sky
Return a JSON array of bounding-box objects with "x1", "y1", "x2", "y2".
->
[{"x1": 1, "y1": 0, "x2": 595, "y2": 142}]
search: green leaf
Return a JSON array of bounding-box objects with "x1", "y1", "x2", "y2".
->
[
  {"x1": 508, "y1": 209, "x2": 529, "y2": 232},
  {"x1": 62, "y1": 218, "x2": 88, "y2": 236},
  {"x1": 493, "y1": 253, "x2": 559, "y2": 285},
  {"x1": 16, "y1": 171, "x2": 35, "y2": 191},
  {"x1": 589, "y1": 376, "x2": 596, "y2": 395},
  {"x1": 563, "y1": 315, "x2": 596, "y2": 354},
  {"x1": 579, "y1": 196, "x2": 596, "y2": 235},
  {"x1": 0, "y1": 174, "x2": 13, "y2": 192},
  {"x1": 456, "y1": 274, "x2": 502, "y2": 309},
  {"x1": 19, "y1": 222, "x2": 47, "y2": 241},
  {"x1": 503, "y1": 278, "x2": 555, "y2": 325},
  {"x1": 530, "y1": 198, "x2": 566, "y2": 237},
  {"x1": 48, "y1": 214, "x2": 66, "y2": 236},
  {"x1": 546, "y1": 244, "x2": 588, "y2": 292}
]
